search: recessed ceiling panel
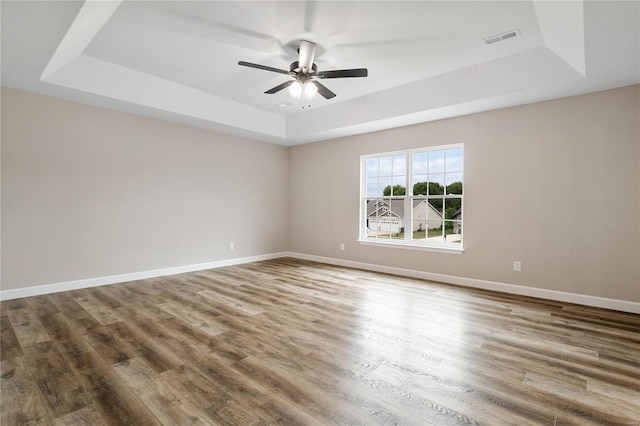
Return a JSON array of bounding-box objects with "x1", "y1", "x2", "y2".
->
[{"x1": 84, "y1": 1, "x2": 545, "y2": 114}]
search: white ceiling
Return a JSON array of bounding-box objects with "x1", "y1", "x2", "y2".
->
[{"x1": 2, "y1": 1, "x2": 639, "y2": 146}]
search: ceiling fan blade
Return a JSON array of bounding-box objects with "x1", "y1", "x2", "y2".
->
[
  {"x1": 317, "y1": 68, "x2": 368, "y2": 79},
  {"x1": 238, "y1": 61, "x2": 291, "y2": 75},
  {"x1": 265, "y1": 80, "x2": 295, "y2": 94},
  {"x1": 298, "y1": 40, "x2": 317, "y2": 71},
  {"x1": 311, "y1": 81, "x2": 336, "y2": 99}
]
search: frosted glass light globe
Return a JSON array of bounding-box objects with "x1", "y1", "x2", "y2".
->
[
  {"x1": 289, "y1": 81, "x2": 302, "y2": 98},
  {"x1": 304, "y1": 82, "x2": 317, "y2": 99}
]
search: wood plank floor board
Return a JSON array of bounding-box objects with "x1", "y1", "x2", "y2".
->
[
  {"x1": 58, "y1": 347, "x2": 162, "y2": 426},
  {"x1": 85, "y1": 287, "x2": 125, "y2": 311},
  {"x1": 368, "y1": 360, "x2": 550, "y2": 426},
  {"x1": 112, "y1": 305, "x2": 240, "y2": 367},
  {"x1": 156, "y1": 301, "x2": 229, "y2": 337},
  {"x1": 20, "y1": 341, "x2": 88, "y2": 419},
  {"x1": 473, "y1": 343, "x2": 640, "y2": 423},
  {"x1": 2, "y1": 298, "x2": 28, "y2": 311},
  {"x1": 104, "y1": 286, "x2": 250, "y2": 367},
  {"x1": 151, "y1": 285, "x2": 254, "y2": 330},
  {"x1": 305, "y1": 330, "x2": 573, "y2": 425},
  {"x1": 523, "y1": 372, "x2": 639, "y2": 421},
  {"x1": 1, "y1": 357, "x2": 52, "y2": 425},
  {"x1": 34, "y1": 313, "x2": 92, "y2": 358},
  {"x1": 71, "y1": 296, "x2": 122, "y2": 326},
  {"x1": 112, "y1": 305, "x2": 273, "y2": 409},
  {"x1": 84, "y1": 324, "x2": 132, "y2": 366},
  {"x1": 246, "y1": 337, "x2": 482, "y2": 425},
  {"x1": 197, "y1": 289, "x2": 266, "y2": 316},
  {"x1": 506, "y1": 322, "x2": 639, "y2": 359},
  {"x1": 45, "y1": 293, "x2": 91, "y2": 321},
  {"x1": 229, "y1": 355, "x2": 373, "y2": 425},
  {"x1": 252, "y1": 397, "x2": 326, "y2": 426},
  {"x1": 6, "y1": 309, "x2": 51, "y2": 346},
  {"x1": 24, "y1": 296, "x2": 60, "y2": 317},
  {"x1": 99, "y1": 286, "x2": 175, "y2": 322},
  {"x1": 217, "y1": 281, "x2": 307, "y2": 309},
  {"x1": 2, "y1": 258, "x2": 639, "y2": 425},
  {"x1": 159, "y1": 364, "x2": 245, "y2": 421},
  {"x1": 112, "y1": 357, "x2": 217, "y2": 425},
  {"x1": 480, "y1": 337, "x2": 640, "y2": 386},
  {"x1": 52, "y1": 404, "x2": 106, "y2": 426},
  {"x1": 1, "y1": 314, "x2": 24, "y2": 361}
]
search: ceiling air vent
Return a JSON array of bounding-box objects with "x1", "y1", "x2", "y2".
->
[{"x1": 484, "y1": 29, "x2": 520, "y2": 45}]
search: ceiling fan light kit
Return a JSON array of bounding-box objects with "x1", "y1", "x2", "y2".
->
[
  {"x1": 289, "y1": 80, "x2": 303, "y2": 98},
  {"x1": 238, "y1": 40, "x2": 368, "y2": 102}
]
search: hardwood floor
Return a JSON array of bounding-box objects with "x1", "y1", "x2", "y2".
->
[{"x1": 1, "y1": 258, "x2": 639, "y2": 425}]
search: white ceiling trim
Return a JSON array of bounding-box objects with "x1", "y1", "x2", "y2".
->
[
  {"x1": 534, "y1": 0, "x2": 586, "y2": 77},
  {"x1": 40, "y1": 0, "x2": 286, "y2": 140},
  {"x1": 43, "y1": 54, "x2": 287, "y2": 137},
  {"x1": 41, "y1": 0, "x2": 121, "y2": 80}
]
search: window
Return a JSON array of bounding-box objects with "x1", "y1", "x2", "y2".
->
[{"x1": 360, "y1": 144, "x2": 464, "y2": 251}]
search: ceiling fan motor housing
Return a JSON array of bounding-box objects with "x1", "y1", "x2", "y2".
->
[{"x1": 290, "y1": 61, "x2": 318, "y2": 74}]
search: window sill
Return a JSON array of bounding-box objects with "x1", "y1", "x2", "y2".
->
[{"x1": 358, "y1": 239, "x2": 465, "y2": 254}]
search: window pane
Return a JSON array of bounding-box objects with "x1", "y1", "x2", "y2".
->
[
  {"x1": 412, "y1": 176, "x2": 428, "y2": 195},
  {"x1": 412, "y1": 198, "x2": 426, "y2": 219},
  {"x1": 426, "y1": 220, "x2": 444, "y2": 242},
  {"x1": 412, "y1": 220, "x2": 427, "y2": 240},
  {"x1": 366, "y1": 178, "x2": 379, "y2": 197},
  {"x1": 446, "y1": 220, "x2": 463, "y2": 242},
  {"x1": 366, "y1": 199, "x2": 385, "y2": 239},
  {"x1": 428, "y1": 150, "x2": 445, "y2": 173},
  {"x1": 446, "y1": 148, "x2": 463, "y2": 172},
  {"x1": 427, "y1": 175, "x2": 445, "y2": 195},
  {"x1": 444, "y1": 197, "x2": 462, "y2": 220},
  {"x1": 445, "y1": 173, "x2": 463, "y2": 194},
  {"x1": 379, "y1": 156, "x2": 393, "y2": 176},
  {"x1": 379, "y1": 177, "x2": 392, "y2": 196},
  {"x1": 426, "y1": 200, "x2": 443, "y2": 219},
  {"x1": 412, "y1": 152, "x2": 428, "y2": 174},
  {"x1": 366, "y1": 198, "x2": 404, "y2": 239},
  {"x1": 392, "y1": 154, "x2": 406, "y2": 176},
  {"x1": 365, "y1": 158, "x2": 379, "y2": 178},
  {"x1": 391, "y1": 176, "x2": 406, "y2": 196}
]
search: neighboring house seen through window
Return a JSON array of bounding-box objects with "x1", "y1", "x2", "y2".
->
[{"x1": 360, "y1": 144, "x2": 464, "y2": 251}]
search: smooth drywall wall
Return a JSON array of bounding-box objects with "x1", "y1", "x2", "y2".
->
[
  {"x1": 1, "y1": 88, "x2": 288, "y2": 290},
  {"x1": 289, "y1": 85, "x2": 640, "y2": 302}
]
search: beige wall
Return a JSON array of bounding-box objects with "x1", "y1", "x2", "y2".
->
[
  {"x1": 289, "y1": 85, "x2": 640, "y2": 302},
  {"x1": 1, "y1": 88, "x2": 289, "y2": 290},
  {"x1": 2, "y1": 86, "x2": 639, "y2": 303}
]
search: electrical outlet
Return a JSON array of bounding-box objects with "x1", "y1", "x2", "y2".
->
[
  {"x1": 340, "y1": 243, "x2": 345, "y2": 251},
  {"x1": 230, "y1": 242, "x2": 235, "y2": 250},
  {"x1": 513, "y1": 261, "x2": 521, "y2": 272}
]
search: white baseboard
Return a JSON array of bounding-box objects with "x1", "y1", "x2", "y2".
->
[
  {"x1": 3, "y1": 251, "x2": 638, "y2": 314},
  {"x1": 285, "y1": 252, "x2": 640, "y2": 314},
  {"x1": 0, "y1": 252, "x2": 288, "y2": 301}
]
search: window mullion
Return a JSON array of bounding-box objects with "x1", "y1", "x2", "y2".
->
[{"x1": 405, "y1": 155, "x2": 411, "y2": 243}]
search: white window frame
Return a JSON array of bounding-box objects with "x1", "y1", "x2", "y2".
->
[{"x1": 358, "y1": 144, "x2": 465, "y2": 253}]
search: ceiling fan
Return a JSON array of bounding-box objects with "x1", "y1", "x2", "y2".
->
[{"x1": 238, "y1": 40, "x2": 368, "y2": 100}]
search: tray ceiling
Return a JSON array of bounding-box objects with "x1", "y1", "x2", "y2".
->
[{"x1": 2, "y1": 1, "x2": 638, "y2": 145}]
